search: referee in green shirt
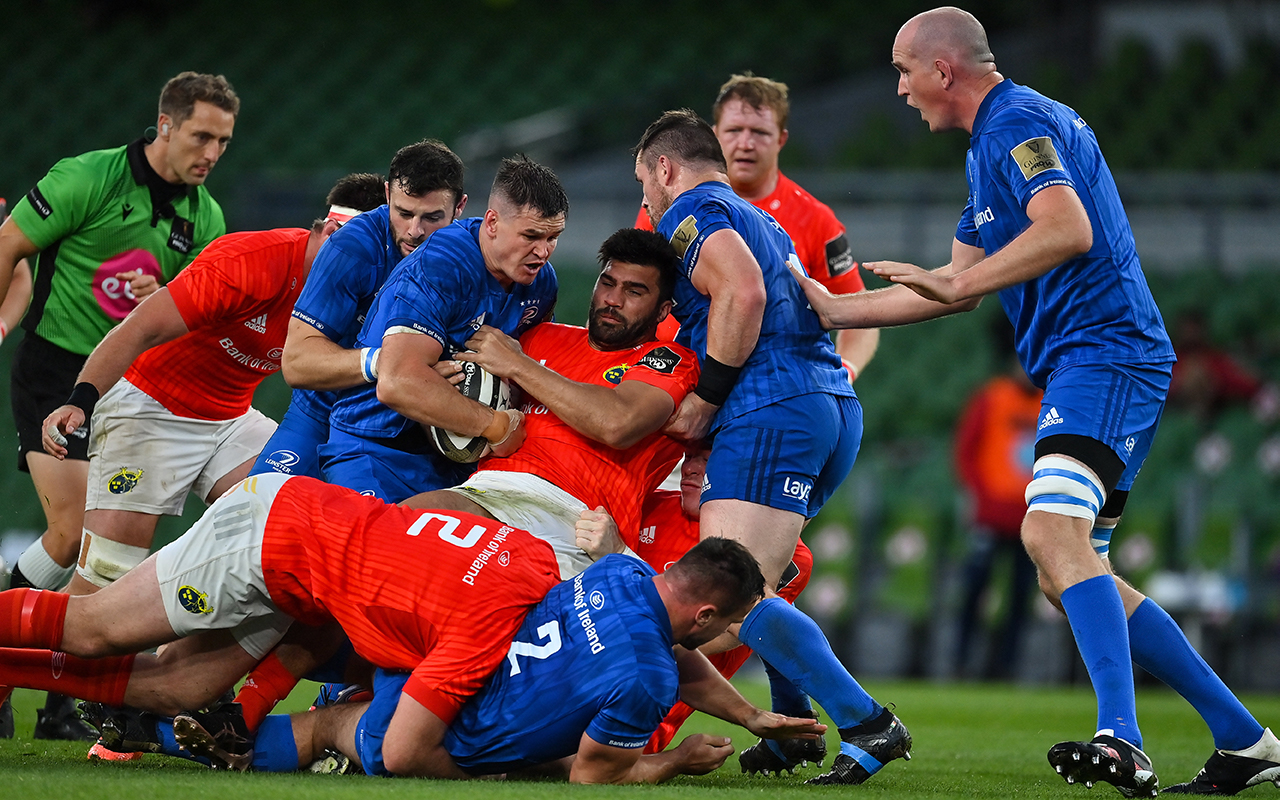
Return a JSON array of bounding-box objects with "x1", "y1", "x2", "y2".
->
[{"x1": 0, "y1": 71, "x2": 238, "y2": 740}]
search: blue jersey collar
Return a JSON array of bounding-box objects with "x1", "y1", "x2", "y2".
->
[
  {"x1": 972, "y1": 78, "x2": 1017, "y2": 139},
  {"x1": 637, "y1": 573, "x2": 675, "y2": 647}
]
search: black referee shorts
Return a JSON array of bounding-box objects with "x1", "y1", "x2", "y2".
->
[{"x1": 11, "y1": 332, "x2": 91, "y2": 471}]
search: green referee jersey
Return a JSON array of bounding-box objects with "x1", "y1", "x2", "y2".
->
[{"x1": 9, "y1": 138, "x2": 225, "y2": 355}]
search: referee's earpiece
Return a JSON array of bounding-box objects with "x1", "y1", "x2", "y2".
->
[{"x1": 161, "y1": 123, "x2": 170, "y2": 136}]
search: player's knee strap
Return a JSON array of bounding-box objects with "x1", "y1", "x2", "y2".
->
[
  {"x1": 1024, "y1": 456, "x2": 1105, "y2": 525},
  {"x1": 75, "y1": 529, "x2": 148, "y2": 588},
  {"x1": 1091, "y1": 520, "x2": 1118, "y2": 559}
]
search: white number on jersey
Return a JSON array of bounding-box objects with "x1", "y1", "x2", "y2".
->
[
  {"x1": 506, "y1": 620, "x2": 563, "y2": 676},
  {"x1": 405, "y1": 512, "x2": 486, "y2": 548}
]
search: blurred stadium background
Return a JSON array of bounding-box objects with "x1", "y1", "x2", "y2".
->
[{"x1": 2, "y1": 0, "x2": 1279, "y2": 690}]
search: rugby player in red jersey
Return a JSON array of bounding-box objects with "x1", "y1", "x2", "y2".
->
[
  {"x1": 41, "y1": 175, "x2": 385, "y2": 598},
  {"x1": 0, "y1": 474, "x2": 562, "y2": 749},
  {"x1": 405, "y1": 226, "x2": 698, "y2": 577},
  {"x1": 635, "y1": 73, "x2": 878, "y2": 382}
]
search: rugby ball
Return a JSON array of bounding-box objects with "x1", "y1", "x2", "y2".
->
[{"x1": 430, "y1": 361, "x2": 511, "y2": 463}]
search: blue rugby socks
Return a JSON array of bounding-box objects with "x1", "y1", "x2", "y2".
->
[
  {"x1": 1128, "y1": 597, "x2": 1263, "y2": 751},
  {"x1": 251, "y1": 713, "x2": 299, "y2": 772},
  {"x1": 739, "y1": 597, "x2": 881, "y2": 737},
  {"x1": 763, "y1": 658, "x2": 814, "y2": 716},
  {"x1": 1060, "y1": 575, "x2": 1141, "y2": 748}
]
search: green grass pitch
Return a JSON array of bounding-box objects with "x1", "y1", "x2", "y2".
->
[{"x1": 4, "y1": 679, "x2": 1279, "y2": 799}]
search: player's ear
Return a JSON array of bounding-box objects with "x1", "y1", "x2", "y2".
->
[
  {"x1": 482, "y1": 207, "x2": 500, "y2": 236},
  {"x1": 454, "y1": 193, "x2": 469, "y2": 218},
  {"x1": 656, "y1": 299, "x2": 673, "y2": 324},
  {"x1": 778, "y1": 128, "x2": 789, "y2": 149},
  {"x1": 693, "y1": 603, "x2": 718, "y2": 628}
]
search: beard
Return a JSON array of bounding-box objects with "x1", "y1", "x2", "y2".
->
[
  {"x1": 644, "y1": 186, "x2": 672, "y2": 228},
  {"x1": 588, "y1": 305, "x2": 656, "y2": 350}
]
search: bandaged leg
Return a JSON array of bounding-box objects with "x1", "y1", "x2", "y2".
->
[{"x1": 76, "y1": 530, "x2": 149, "y2": 588}]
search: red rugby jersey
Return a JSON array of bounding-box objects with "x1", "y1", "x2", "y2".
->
[
  {"x1": 633, "y1": 490, "x2": 812, "y2": 602},
  {"x1": 257, "y1": 476, "x2": 561, "y2": 724},
  {"x1": 481, "y1": 323, "x2": 698, "y2": 541},
  {"x1": 125, "y1": 228, "x2": 308, "y2": 420}
]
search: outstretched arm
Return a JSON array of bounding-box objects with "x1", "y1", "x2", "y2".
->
[
  {"x1": 42, "y1": 288, "x2": 189, "y2": 457},
  {"x1": 569, "y1": 731, "x2": 733, "y2": 784},
  {"x1": 791, "y1": 236, "x2": 985, "y2": 331},
  {"x1": 803, "y1": 184, "x2": 1092, "y2": 331},
  {"x1": 671, "y1": 646, "x2": 827, "y2": 741}
]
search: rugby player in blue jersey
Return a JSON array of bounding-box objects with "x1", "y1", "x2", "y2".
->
[
  {"x1": 250, "y1": 140, "x2": 467, "y2": 479},
  {"x1": 632, "y1": 111, "x2": 911, "y2": 786},
  {"x1": 792, "y1": 7, "x2": 1279, "y2": 797},
  {"x1": 180, "y1": 538, "x2": 829, "y2": 783},
  {"x1": 318, "y1": 155, "x2": 563, "y2": 502}
]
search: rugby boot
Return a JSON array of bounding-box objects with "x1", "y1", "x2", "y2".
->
[
  {"x1": 805, "y1": 706, "x2": 912, "y2": 785},
  {"x1": 0, "y1": 692, "x2": 13, "y2": 739},
  {"x1": 81, "y1": 702, "x2": 166, "y2": 754},
  {"x1": 310, "y1": 683, "x2": 373, "y2": 711},
  {"x1": 1047, "y1": 734, "x2": 1158, "y2": 797},
  {"x1": 740, "y1": 709, "x2": 826, "y2": 775},
  {"x1": 33, "y1": 692, "x2": 97, "y2": 741},
  {"x1": 1165, "y1": 728, "x2": 1280, "y2": 795},
  {"x1": 173, "y1": 703, "x2": 253, "y2": 771},
  {"x1": 308, "y1": 749, "x2": 358, "y2": 775}
]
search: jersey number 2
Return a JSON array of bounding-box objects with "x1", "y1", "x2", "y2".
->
[
  {"x1": 405, "y1": 512, "x2": 486, "y2": 547},
  {"x1": 506, "y1": 620, "x2": 562, "y2": 676}
]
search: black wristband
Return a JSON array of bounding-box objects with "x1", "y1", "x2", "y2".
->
[
  {"x1": 67, "y1": 382, "x2": 100, "y2": 418},
  {"x1": 693, "y1": 355, "x2": 742, "y2": 407}
]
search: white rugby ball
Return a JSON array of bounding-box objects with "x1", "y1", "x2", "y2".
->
[{"x1": 430, "y1": 361, "x2": 510, "y2": 463}]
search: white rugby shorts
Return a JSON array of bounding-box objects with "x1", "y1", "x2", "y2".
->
[
  {"x1": 445, "y1": 470, "x2": 593, "y2": 579},
  {"x1": 153, "y1": 473, "x2": 294, "y2": 660},
  {"x1": 86, "y1": 380, "x2": 277, "y2": 515}
]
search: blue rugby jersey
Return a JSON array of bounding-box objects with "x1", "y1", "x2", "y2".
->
[
  {"x1": 288, "y1": 205, "x2": 404, "y2": 423},
  {"x1": 444, "y1": 555, "x2": 678, "y2": 773},
  {"x1": 328, "y1": 217, "x2": 557, "y2": 440},
  {"x1": 656, "y1": 181, "x2": 853, "y2": 431},
  {"x1": 956, "y1": 80, "x2": 1175, "y2": 387}
]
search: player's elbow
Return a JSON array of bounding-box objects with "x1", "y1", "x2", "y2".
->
[
  {"x1": 1066, "y1": 219, "x2": 1093, "y2": 259},
  {"x1": 381, "y1": 739, "x2": 435, "y2": 778},
  {"x1": 741, "y1": 282, "x2": 768, "y2": 322},
  {"x1": 374, "y1": 370, "x2": 410, "y2": 412},
  {"x1": 280, "y1": 349, "x2": 308, "y2": 388},
  {"x1": 598, "y1": 424, "x2": 644, "y2": 450}
]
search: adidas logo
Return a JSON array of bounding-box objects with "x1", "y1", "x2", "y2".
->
[
  {"x1": 640, "y1": 525, "x2": 655, "y2": 545},
  {"x1": 244, "y1": 313, "x2": 268, "y2": 334},
  {"x1": 1038, "y1": 406, "x2": 1065, "y2": 431}
]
